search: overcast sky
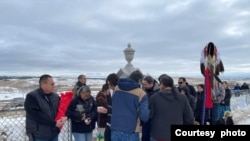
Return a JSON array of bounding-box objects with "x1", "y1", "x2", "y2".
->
[{"x1": 0, "y1": 0, "x2": 249, "y2": 78}]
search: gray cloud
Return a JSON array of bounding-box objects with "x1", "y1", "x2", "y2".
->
[{"x1": 0, "y1": 0, "x2": 249, "y2": 78}]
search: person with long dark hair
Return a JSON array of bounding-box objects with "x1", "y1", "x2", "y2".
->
[
  {"x1": 96, "y1": 84, "x2": 110, "y2": 140},
  {"x1": 194, "y1": 84, "x2": 211, "y2": 125},
  {"x1": 97, "y1": 73, "x2": 119, "y2": 141}
]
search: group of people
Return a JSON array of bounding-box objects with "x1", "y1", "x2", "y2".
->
[
  {"x1": 233, "y1": 82, "x2": 249, "y2": 97},
  {"x1": 194, "y1": 80, "x2": 233, "y2": 125},
  {"x1": 24, "y1": 71, "x2": 235, "y2": 141}
]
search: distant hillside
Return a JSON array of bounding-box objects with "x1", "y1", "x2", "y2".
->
[
  {"x1": 0, "y1": 76, "x2": 39, "y2": 80},
  {"x1": 0, "y1": 76, "x2": 107, "y2": 80}
]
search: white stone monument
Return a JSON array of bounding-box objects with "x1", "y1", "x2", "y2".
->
[{"x1": 117, "y1": 43, "x2": 142, "y2": 78}]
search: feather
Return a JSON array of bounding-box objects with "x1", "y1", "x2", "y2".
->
[{"x1": 200, "y1": 42, "x2": 225, "y2": 76}]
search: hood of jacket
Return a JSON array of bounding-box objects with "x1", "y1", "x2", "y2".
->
[
  {"x1": 117, "y1": 78, "x2": 140, "y2": 91},
  {"x1": 158, "y1": 89, "x2": 176, "y2": 102}
]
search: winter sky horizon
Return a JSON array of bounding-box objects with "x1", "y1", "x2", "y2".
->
[{"x1": 0, "y1": 0, "x2": 250, "y2": 78}]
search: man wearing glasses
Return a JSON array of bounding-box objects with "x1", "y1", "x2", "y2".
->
[
  {"x1": 178, "y1": 77, "x2": 197, "y2": 112},
  {"x1": 178, "y1": 77, "x2": 197, "y2": 99},
  {"x1": 24, "y1": 74, "x2": 67, "y2": 141}
]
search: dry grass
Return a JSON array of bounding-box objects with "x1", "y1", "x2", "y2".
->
[
  {"x1": 0, "y1": 79, "x2": 102, "y2": 95},
  {"x1": 0, "y1": 77, "x2": 246, "y2": 95},
  {"x1": 0, "y1": 109, "x2": 25, "y2": 117}
]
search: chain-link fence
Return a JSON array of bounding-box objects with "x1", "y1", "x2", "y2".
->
[
  {"x1": 231, "y1": 89, "x2": 250, "y2": 104},
  {"x1": 0, "y1": 108, "x2": 73, "y2": 141},
  {"x1": 0, "y1": 109, "x2": 26, "y2": 141},
  {"x1": 0, "y1": 89, "x2": 249, "y2": 141}
]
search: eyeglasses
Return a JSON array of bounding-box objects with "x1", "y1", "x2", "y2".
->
[
  {"x1": 45, "y1": 82, "x2": 55, "y2": 86},
  {"x1": 178, "y1": 82, "x2": 183, "y2": 84}
]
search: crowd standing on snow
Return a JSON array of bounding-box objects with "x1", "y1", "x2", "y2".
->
[{"x1": 23, "y1": 71, "x2": 248, "y2": 141}]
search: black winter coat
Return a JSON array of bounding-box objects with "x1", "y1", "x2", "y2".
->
[
  {"x1": 67, "y1": 96, "x2": 97, "y2": 133},
  {"x1": 24, "y1": 88, "x2": 60, "y2": 139},
  {"x1": 149, "y1": 89, "x2": 194, "y2": 141}
]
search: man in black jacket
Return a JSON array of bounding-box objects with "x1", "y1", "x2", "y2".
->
[
  {"x1": 178, "y1": 77, "x2": 197, "y2": 99},
  {"x1": 141, "y1": 75, "x2": 159, "y2": 141},
  {"x1": 149, "y1": 75, "x2": 194, "y2": 141},
  {"x1": 24, "y1": 74, "x2": 67, "y2": 141}
]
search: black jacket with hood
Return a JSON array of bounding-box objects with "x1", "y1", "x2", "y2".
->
[{"x1": 149, "y1": 89, "x2": 194, "y2": 141}]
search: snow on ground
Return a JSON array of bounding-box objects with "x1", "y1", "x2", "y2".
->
[
  {"x1": 1, "y1": 91, "x2": 249, "y2": 125},
  {"x1": 0, "y1": 92, "x2": 25, "y2": 100},
  {"x1": 230, "y1": 93, "x2": 250, "y2": 124},
  {"x1": 0, "y1": 92, "x2": 249, "y2": 141},
  {"x1": 0, "y1": 117, "x2": 26, "y2": 141},
  {"x1": 0, "y1": 78, "x2": 249, "y2": 141},
  {"x1": 6, "y1": 93, "x2": 248, "y2": 121}
]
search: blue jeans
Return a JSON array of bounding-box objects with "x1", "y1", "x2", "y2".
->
[
  {"x1": 211, "y1": 103, "x2": 220, "y2": 125},
  {"x1": 111, "y1": 130, "x2": 139, "y2": 141},
  {"x1": 73, "y1": 132, "x2": 93, "y2": 141},
  {"x1": 219, "y1": 105, "x2": 231, "y2": 118},
  {"x1": 34, "y1": 135, "x2": 58, "y2": 141}
]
